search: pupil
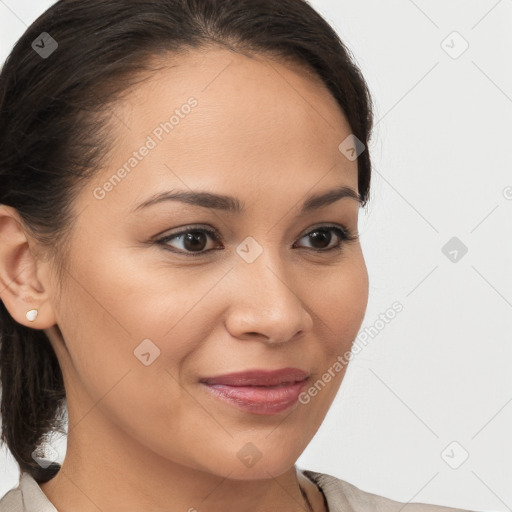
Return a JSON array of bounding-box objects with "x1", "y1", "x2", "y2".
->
[
  {"x1": 310, "y1": 230, "x2": 330, "y2": 248},
  {"x1": 184, "y1": 232, "x2": 206, "y2": 251}
]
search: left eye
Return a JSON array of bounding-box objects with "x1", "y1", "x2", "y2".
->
[
  {"x1": 156, "y1": 225, "x2": 354, "y2": 256},
  {"x1": 294, "y1": 226, "x2": 351, "y2": 251}
]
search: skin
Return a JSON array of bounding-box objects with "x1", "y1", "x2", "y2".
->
[{"x1": 0, "y1": 46, "x2": 369, "y2": 512}]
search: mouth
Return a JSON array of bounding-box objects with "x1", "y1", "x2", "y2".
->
[
  {"x1": 199, "y1": 367, "x2": 309, "y2": 387},
  {"x1": 199, "y1": 368, "x2": 310, "y2": 415}
]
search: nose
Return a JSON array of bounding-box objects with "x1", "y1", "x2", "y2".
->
[{"x1": 224, "y1": 254, "x2": 314, "y2": 345}]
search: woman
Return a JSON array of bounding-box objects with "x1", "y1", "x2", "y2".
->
[{"x1": 0, "y1": 0, "x2": 476, "y2": 510}]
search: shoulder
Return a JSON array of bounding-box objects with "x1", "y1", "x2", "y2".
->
[
  {"x1": 300, "y1": 469, "x2": 477, "y2": 512},
  {"x1": 0, "y1": 473, "x2": 57, "y2": 512},
  {"x1": 0, "y1": 486, "x2": 23, "y2": 512}
]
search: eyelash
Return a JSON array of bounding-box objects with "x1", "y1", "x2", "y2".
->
[{"x1": 155, "y1": 224, "x2": 358, "y2": 257}]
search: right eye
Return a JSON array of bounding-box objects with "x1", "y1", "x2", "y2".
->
[{"x1": 156, "y1": 226, "x2": 223, "y2": 256}]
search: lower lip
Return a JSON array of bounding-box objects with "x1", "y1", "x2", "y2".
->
[{"x1": 201, "y1": 380, "x2": 308, "y2": 415}]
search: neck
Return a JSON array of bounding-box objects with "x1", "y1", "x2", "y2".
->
[{"x1": 39, "y1": 406, "x2": 325, "y2": 512}]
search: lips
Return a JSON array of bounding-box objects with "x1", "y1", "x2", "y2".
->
[
  {"x1": 199, "y1": 367, "x2": 309, "y2": 387},
  {"x1": 199, "y1": 368, "x2": 310, "y2": 415}
]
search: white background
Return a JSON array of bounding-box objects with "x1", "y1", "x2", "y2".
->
[{"x1": 1, "y1": 1, "x2": 511, "y2": 510}]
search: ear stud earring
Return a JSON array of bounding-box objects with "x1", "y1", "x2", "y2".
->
[{"x1": 26, "y1": 309, "x2": 38, "y2": 322}]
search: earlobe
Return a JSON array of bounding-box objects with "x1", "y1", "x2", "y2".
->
[
  {"x1": 0, "y1": 204, "x2": 57, "y2": 329},
  {"x1": 26, "y1": 308, "x2": 38, "y2": 321}
]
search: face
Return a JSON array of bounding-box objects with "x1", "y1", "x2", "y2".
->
[{"x1": 41, "y1": 47, "x2": 369, "y2": 479}]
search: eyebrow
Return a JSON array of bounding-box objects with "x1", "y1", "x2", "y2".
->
[{"x1": 131, "y1": 185, "x2": 362, "y2": 214}]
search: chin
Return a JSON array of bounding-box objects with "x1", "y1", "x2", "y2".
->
[{"x1": 199, "y1": 447, "x2": 299, "y2": 481}]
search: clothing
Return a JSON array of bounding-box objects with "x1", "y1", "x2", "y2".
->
[
  {"x1": 301, "y1": 470, "x2": 475, "y2": 511},
  {"x1": 0, "y1": 468, "x2": 476, "y2": 511}
]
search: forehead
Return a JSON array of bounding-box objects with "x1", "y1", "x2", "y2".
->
[{"x1": 83, "y1": 47, "x2": 358, "y2": 214}]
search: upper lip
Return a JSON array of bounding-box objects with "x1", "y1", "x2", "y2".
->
[{"x1": 199, "y1": 367, "x2": 309, "y2": 387}]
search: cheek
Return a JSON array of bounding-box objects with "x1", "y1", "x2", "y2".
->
[
  {"x1": 66, "y1": 249, "x2": 213, "y2": 357},
  {"x1": 56, "y1": 252, "x2": 229, "y2": 436},
  {"x1": 56, "y1": 272, "x2": 195, "y2": 455},
  {"x1": 307, "y1": 254, "x2": 369, "y2": 353},
  {"x1": 53, "y1": 251, "x2": 190, "y2": 407}
]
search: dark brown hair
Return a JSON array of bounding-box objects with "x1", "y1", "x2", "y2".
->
[{"x1": 0, "y1": 0, "x2": 373, "y2": 484}]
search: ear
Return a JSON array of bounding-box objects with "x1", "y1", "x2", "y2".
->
[{"x1": 0, "y1": 204, "x2": 57, "y2": 329}]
